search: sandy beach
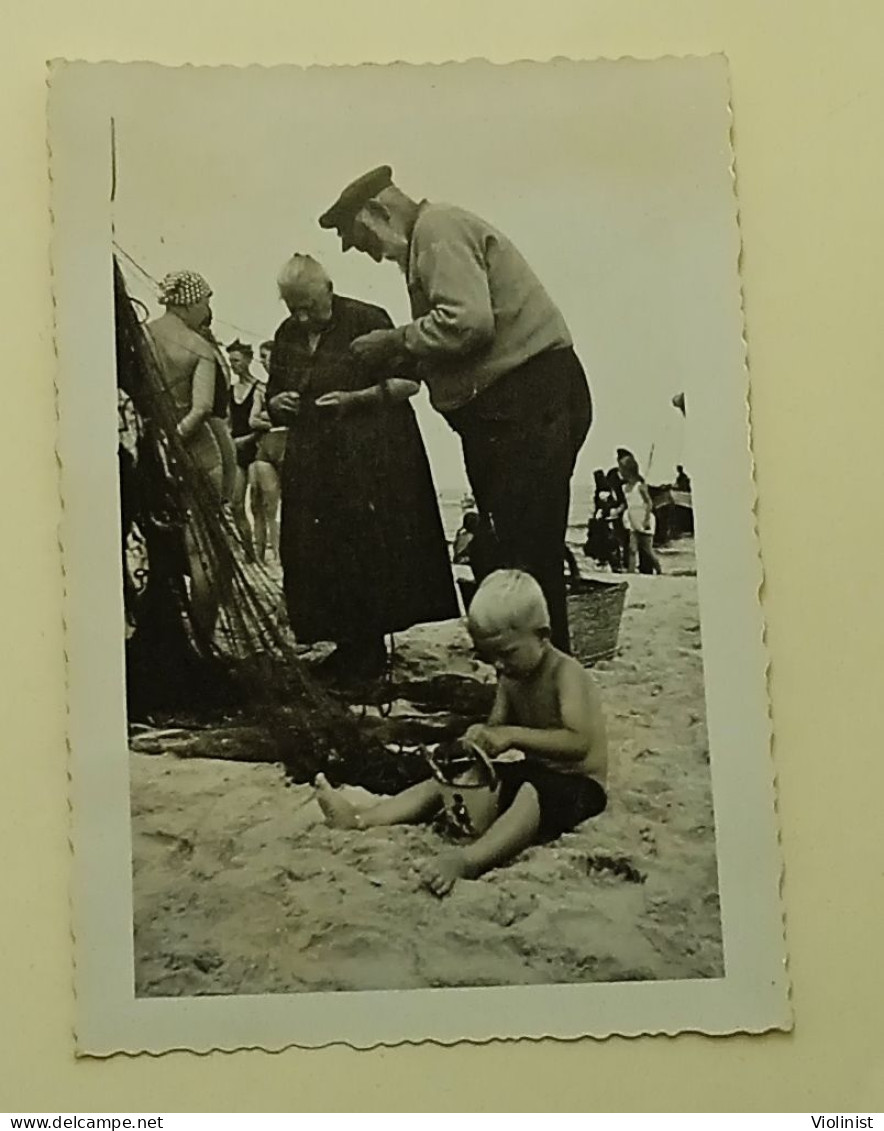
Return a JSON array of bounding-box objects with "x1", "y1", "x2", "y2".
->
[{"x1": 130, "y1": 539, "x2": 722, "y2": 996}]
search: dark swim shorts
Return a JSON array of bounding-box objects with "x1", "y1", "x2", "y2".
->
[
  {"x1": 496, "y1": 761, "x2": 607, "y2": 841},
  {"x1": 255, "y1": 428, "x2": 287, "y2": 469},
  {"x1": 235, "y1": 433, "x2": 259, "y2": 469}
]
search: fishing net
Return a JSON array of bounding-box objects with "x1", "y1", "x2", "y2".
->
[{"x1": 114, "y1": 256, "x2": 418, "y2": 792}]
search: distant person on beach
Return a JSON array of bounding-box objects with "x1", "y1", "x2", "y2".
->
[
  {"x1": 318, "y1": 165, "x2": 592, "y2": 654},
  {"x1": 452, "y1": 509, "x2": 503, "y2": 610},
  {"x1": 606, "y1": 468, "x2": 629, "y2": 572},
  {"x1": 453, "y1": 511, "x2": 500, "y2": 579},
  {"x1": 591, "y1": 467, "x2": 609, "y2": 512},
  {"x1": 563, "y1": 543, "x2": 581, "y2": 588},
  {"x1": 226, "y1": 339, "x2": 262, "y2": 560},
  {"x1": 314, "y1": 570, "x2": 609, "y2": 896},
  {"x1": 247, "y1": 340, "x2": 286, "y2": 562},
  {"x1": 585, "y1": 468, "x2": 620, "y2": 571},
  {"x1": 610, "y1": 455, "x2": 635, "y2": 570},
  {"x1": 266, "y1": 253, "x2": 458, "y2": 682},
  {"x1": 674, "y1": 464, "x2": 691, "y2": 493},
  {"x1": 618, "y1": 451, "x2": 662, "y2": 575},
  {"x1": 452, "y1": 510, "x2": 477, "y2": 565},
  {"x1": 588, "y1": 465, "x2": 629, "y2": 572}
]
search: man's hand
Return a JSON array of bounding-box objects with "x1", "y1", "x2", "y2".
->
[
  {"x1": 268, "y1": 392, "x2": 301, "y2": 422},
  {"x1": 464, "y1": 724, "x2": 516, "y2": 757},
  {"x1": 350, "y1": 328, "x2": 406, "y2": 367},
  {"x1": 314, "y1": 390, "x2": 359, "y2": 412}
]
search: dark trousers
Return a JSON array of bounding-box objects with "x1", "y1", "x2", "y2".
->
[{"x1": 444, "y1": 347, "x2": 592, "y2": 652}]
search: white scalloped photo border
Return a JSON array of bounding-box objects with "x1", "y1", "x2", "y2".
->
[{"x1": 49, "y1": 54, "x2": 788, "y2": 1055}]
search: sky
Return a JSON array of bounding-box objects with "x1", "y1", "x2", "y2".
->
[{"x1": 107, "y1": 58, "x2": 735, "y2": 491}]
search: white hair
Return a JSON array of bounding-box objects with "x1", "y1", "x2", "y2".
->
[
  {"x1": 467, "y1": 569, "x2": 550, "y2": 636},
  {"x1": 276, "y1": 253, "x2": 330, "y2": 302}
]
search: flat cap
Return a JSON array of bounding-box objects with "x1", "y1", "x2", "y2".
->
[{"x1": 318, "y1": 165, "x2": 393, "y2": 237}]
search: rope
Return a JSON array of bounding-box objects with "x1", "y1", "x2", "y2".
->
[{"x1": 113, "y1": 240, "x2": 270, "y2": 343}]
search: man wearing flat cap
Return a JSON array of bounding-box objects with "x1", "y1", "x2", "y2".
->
[{"x1": 319, "y1": 166, "x2": 592, "y2": 652}]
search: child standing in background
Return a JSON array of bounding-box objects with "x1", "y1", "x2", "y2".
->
[{"x1": 618, "y1": 451, "x2": 662, "y2": 575}]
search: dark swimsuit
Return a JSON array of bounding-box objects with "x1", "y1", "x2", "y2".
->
[
  {"x1": 229, "y1": 382, "x2": 259, "y2": 469},
  {"x1": 496, "y1": 761, "x2": 607, "y2": 841}
]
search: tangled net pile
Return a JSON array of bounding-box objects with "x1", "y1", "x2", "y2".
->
[{"x1": 114, "y1": 257, "x2": 416, "y2": 793}]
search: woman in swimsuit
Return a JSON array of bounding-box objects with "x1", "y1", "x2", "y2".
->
[
  {"x1": 147, "y1": 272, "x2": 228, "y2": 492},
  {"x1": 146, "y1": 270, "x2": 235, "y2": 646},
  {"x1": 247, "y1": 341, "x2": 286, "y2": 562},
  {"x1": 225, "y1": 339, "x2": 262, "y2": 560}
]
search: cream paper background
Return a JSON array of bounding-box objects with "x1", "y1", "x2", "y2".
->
[
  {"x1": 2, "y1": 0, "x2": 883, "y2": 1112},
  {"x1": 52, "y1": 53, "x2": 785, "y2": 1052}
]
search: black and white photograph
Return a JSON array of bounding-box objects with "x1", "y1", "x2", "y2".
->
[{"x1": 50, "y1": 55, "x2": 787, "y2": 1052}]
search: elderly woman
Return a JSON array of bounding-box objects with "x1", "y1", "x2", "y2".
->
[
  {"x1": 267, "y1": 253, "x2": 458, "y2": 682},
  {"x1": 146, "y1": 270, "x2": 237, "y2": 646}
]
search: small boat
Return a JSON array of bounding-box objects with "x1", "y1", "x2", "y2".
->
[{"x1": 649, "y1": 484, "x2": 694, "y2": 543}]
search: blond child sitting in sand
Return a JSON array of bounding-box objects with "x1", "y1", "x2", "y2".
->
[{"x1": 314, "y1": 569, "x2": 609, "y2": 896}]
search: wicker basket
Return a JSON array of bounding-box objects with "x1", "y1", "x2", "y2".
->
[{"x1": 567, "y1": 577, "x2": 628, "y2": 665}]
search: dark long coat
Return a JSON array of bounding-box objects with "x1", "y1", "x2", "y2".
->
[{"x1": 267, "y1": 295, "x2": 459, "y2": 644}]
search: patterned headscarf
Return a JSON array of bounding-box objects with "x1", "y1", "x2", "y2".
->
[{"x1": 158, "y1": 270, "x2": 212, "y2": 308}]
